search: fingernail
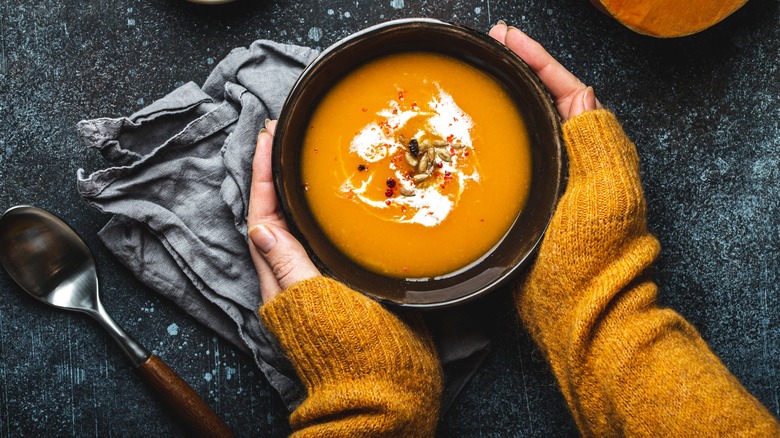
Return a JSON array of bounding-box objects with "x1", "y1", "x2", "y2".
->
[
  {"x1": 506, "y1": 25, "x2": 524, "y2": 36},
  {"x1": 248, "y1": 224, "x2": 276, "y2": 253},
  {"x1": 583, "y1": 86, "x2": 596, "y2": 112},
  {"x1": 497, "y1": 19, "x2": 507, "y2": 26},
  {"x1": 264, "y1": 118, "x2": 272, "y2": 128}
]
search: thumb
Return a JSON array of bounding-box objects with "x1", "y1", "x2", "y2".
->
[
  {"x1": 567, "y1": 86, "x2": 598, "y2": 120},
  {"x1": 248, "y1": 223, "x2": 320, "y2": 291}
]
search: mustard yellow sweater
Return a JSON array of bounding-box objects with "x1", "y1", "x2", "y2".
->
[
  {"x1": 260, "y1": 276, "x2": 442, "y2": 437},
  {"x1": 260, "y1": 110, "x2": 779, "y2": 437}
]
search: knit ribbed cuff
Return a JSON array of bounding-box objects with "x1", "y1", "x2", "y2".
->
[
  {"x1": 259, "y1": 276, "x2": 440, "y2": 391},
  {"x1": 562, "y1": 109, "x2": 641, "y2": 181}
]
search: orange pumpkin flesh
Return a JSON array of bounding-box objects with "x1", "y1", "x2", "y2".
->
[{"x1": 591, "y1": 0, "x2": 748, "y2": 38}]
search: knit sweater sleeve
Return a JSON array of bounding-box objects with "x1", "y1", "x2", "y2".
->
[
  {"x1": 259, "y1": 276, "x2": 442, "y2": 437},
  {"x1": 517, "y1": 109, "x2": 780, "y2": 436}
]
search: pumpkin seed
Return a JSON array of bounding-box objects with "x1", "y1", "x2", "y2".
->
[
  {"x1": 400, "y1": 187, "x2": 415, "y2": 196},
  {"x1": 451, "y1": 142, "x2": 465, "y2": 149},
  {"x1": 435, "y1": 147, "x2": 452, "y2": 162},
  {"x1": 405, "y1": 152, "x2": 419, "y2": 167},
  {"x1": 417, "y1": 153, "x2": 429, "y2": 172},
  {"x1": 413, "y1": 173, "x2": 429, "y2": 183},
  {"x1": 433, "y1": 140, "x2": 449, "y2": 147}
]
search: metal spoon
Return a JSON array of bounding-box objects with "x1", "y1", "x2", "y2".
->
[{"x1": 0, "y1": 205, "x2": 234, "y2": 438}]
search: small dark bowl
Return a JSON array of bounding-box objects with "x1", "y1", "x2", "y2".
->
[{"x1": 273, "y1": 18, "x2": 563, "y2": 308}]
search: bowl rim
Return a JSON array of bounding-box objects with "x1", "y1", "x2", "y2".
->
[{"x1": 273, "y1": 18, "x2": 564, "y2": 308}]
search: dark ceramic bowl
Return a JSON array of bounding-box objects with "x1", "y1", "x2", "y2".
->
[{"x1": 273, "y1": 18, "x2": 563, "y2": 308}]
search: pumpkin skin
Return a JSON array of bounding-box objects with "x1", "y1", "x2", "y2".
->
[{"x1": 590, "y1": 0, "x2": 748, "y2": 38}]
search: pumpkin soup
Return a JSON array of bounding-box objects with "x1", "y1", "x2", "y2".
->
[{"x1": 301, "y1": 52, "x2": 531, "y2": 278}]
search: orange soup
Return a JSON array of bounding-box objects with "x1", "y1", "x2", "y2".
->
[{"x1": 301, "y1": 52, "x2": 531, "y2": 278}]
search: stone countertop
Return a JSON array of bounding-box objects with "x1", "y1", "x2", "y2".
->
[{"x1": 0, "y1": 0, "x2": 778, "y2": 436}]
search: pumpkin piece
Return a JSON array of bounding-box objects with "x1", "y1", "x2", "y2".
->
[{"x1": 590, "y1": 0, "x2": 748, "y2": 38}]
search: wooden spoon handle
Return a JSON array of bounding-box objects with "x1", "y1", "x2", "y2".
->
[{"x1": 137, "y1": 354, "x2": 234, "y2": 438}]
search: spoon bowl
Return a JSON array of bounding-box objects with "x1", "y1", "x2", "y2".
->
[
  {"x1": 0, "y1": 205, "x2": 233, "y2": 438},
  {"x1": 0, "y1": 206, "x2": 98, "y2": 312}
]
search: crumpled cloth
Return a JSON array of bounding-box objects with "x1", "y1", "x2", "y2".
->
[{"x1": 76, "y1": 39, "x2": 490, "y2": 412}]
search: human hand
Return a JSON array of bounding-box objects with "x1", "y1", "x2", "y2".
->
[
  {"x1": 487, "y1": 23, "x2": 648, "y2": 292},
  {"x1": 249, "y1": 129, "x2": 441, "y2": 437},
  {"x1": 489, "y1": 22, "x2": 602, "y2": 121},
  {"x1": 488, "y1": 21, "x2": 643, "y2": 287},
  {"x1": 491, "y1": 23, "x2": 656, "y2": 382},
  {"x1": 486, "y1": 25, "x2": 780, "y2": 438},
  {"x1": 248, "y1": 120, "x2": 320, "y2": 304}
]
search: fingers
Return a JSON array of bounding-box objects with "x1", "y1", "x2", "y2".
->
[
  {"x1": 247, "y1": 118, "x2": 321, "y2": 303},
  {"x1": 266, "y1": 119, "x2": 277, "y2": 136},
  {"x1": 248, "y1": 120, "x2": 284, "y2": 301},
  {"x1": 248, "y1": 120, "x2": 281, "y2": 224},
  {"x1": 249, "y1": 223, "x2": 321, "y2": 301},
  {"x1": 567, "y1": 86, "x2": 599, "y2": 119},
  {"x1": 491, "y1": 22, "x2": 602, "y2": 121},
  {"x1": 248, "y1": 240, "x2": 282, "y2": 303},
  {"x1": 488, "y1": 20, "x2": 508, "y2": 42},
  {"x1": 503, "y1": 27, "x2": 585, "y2": 106}
]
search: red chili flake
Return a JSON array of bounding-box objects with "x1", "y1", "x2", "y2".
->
[
  {"x1": 314, "y1": 148, "x2": 319, "y2": 153},
  {"x1": 385, "y1": 200, "x2": 392, "y2": 205},
  {"x1": 444, "y1": 171, "x2": 452, "y2": 178},
  {"x1": 398, "y1": 90, "x2": 406, "y2": 101},
  {"x1": 361, "y1": 107, "x2": 368, "y2": 112},
  {"x1": 440, "y1": 184, "x2": 446, "y2": 189},
  {"x1": 386, "y1": 178, "x2": 396, "y2": 188},
  {"x1": 464, "y1": 151, "x2": 470, "y2": 156},
  {"x1": 400, "y1": 206, "x2": 407, "y2": 212},
  {"x1": 450, "y1": 148, "x2": 455, "y2": 154},
  {"x1": 357, "y1": 164, "x2": 367, "y2": 171},
  {"x1": 392, "y1": 109, "x2": 398, "y2": 115},
  {"x1": 385, "y1": 188, "x2": 394, "y2": 197},
  {"x1": 447, "y1": 134, "x2": 455, "y2": 143}
]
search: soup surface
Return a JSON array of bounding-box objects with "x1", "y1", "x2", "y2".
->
[{"x1": 301, "y1": 52, "x2": 531, "y2": 278}]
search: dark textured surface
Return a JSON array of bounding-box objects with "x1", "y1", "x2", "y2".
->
[{"x1": 0, "y1": 0, "x2": 778, "y2": 436}]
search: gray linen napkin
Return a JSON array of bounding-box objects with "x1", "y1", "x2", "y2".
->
[{"x1": 76, "y1": 39, "x2": 490, "y2": 412}]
